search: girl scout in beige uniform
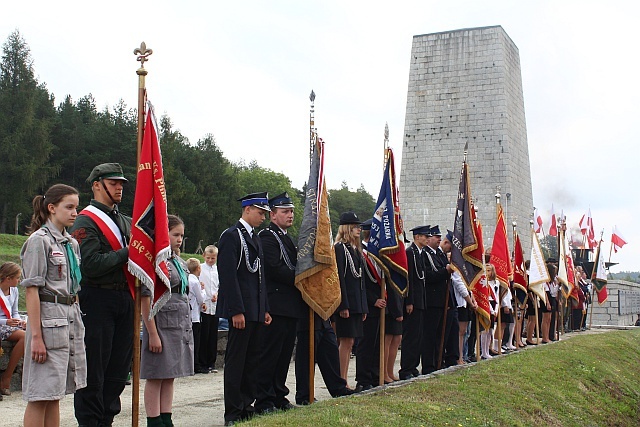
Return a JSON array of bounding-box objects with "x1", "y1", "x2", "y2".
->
[{"x1": 20, "y1": 184, "x2": 87, "y2": 427}]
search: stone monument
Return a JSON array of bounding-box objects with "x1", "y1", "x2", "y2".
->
[{"x1": 399, "y1": 26, "x2": 533, "y2": 252}]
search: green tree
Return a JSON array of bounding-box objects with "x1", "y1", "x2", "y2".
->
[
  {"x1": 235, "y1": 160, "x2": 303, "y2": 238},
  {"x1": 540, "y1": 234, "x2": 559, "y2": 262},
  {"x1": 328, "y1": 182, "x2": 376, "y2": 234},
  {"x1": 0, "y1": 30, "x2": 57, "y2": 232}
]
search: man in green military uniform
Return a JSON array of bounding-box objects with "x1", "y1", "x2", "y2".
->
[{"x1": 71, "y1": 163, "x2": 133, "y2": 427}]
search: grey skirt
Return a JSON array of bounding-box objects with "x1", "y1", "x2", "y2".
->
[{"x1": 141, "y1": 292, "x2": 194, "y2": 379}]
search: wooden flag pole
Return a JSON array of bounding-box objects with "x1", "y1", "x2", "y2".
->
[
  {"x1": 494, "y1": 190, "x2": 502, "y2": 355},
  {"x1": 534, "y1": 295, "x2": 540, "y2": 344},
  {"x1": 476, "y1": 204, "x2": 483, "y2": 360},
  {"x1": 132, "y1": 42, "x2": 152, "y2": 427},
  {"x1": 607, "y1": 240, "x2": 614, "y2": 264},
  {"x1": 378, "y1": 129, "x2": 389, "y2": 386},
  {"x1": 308, "y1": 90, "x2": 316, "y2": 404}
]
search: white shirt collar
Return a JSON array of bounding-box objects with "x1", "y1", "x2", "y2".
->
[{"x1": 239, "y1": 218, "x2": 253, "y2": 236}]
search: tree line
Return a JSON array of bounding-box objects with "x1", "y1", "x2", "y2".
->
[{"x1": 0, "y1": 30, "x2": 375, "y2": 251}]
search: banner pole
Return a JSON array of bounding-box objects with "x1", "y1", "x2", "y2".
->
[
  {"x1": 308, "y1": 90, "x2": 316, "y2": 404},
  {"x1": 378, "y1": 130, "x2": 390, "y2": 386},
  {"x1": 494, "y1": 191, "x2": 502, "y2": 355},
  {"x1": 534, "y1": 295, "x2": 540, "y2": 344},
  {"x1": 132, "y1": 41, "x2": 152, "y2": 427}
]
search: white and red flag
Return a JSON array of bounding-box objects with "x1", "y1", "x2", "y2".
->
[
  {"x1": 611, "y1": 226, "x2": 628, "y2": 253},
  {"x1": 128, "y1": 101, "x2": 172, "y2": 317},
  {"x1": 549, "y1": 204, "x2": 558, "y2": 237},
  {"x1": 579, "y1": 208, "x2": 596, "y2": 249},
  {"x1": 533, "y1": 208, "x2": 543, "y2": 234},
  {"x1": 591, "y1": 240, "x2": 608, "y2": 304}
]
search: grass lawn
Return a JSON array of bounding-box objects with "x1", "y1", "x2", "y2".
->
[
  {"x1": 0, "y1": 233, "x2": 202, "y2": 311},
  {"x1": 243, "y1": 329, "x2": 640, "y2": 427}
]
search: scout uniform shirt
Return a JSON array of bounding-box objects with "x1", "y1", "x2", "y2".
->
[{"x1": 20, "y1": 219, "x2": 87, "y2": 401}]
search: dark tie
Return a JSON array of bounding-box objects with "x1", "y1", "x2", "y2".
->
[{"x1": 110, "y1": 208, "x2": 128, "y2": 246}]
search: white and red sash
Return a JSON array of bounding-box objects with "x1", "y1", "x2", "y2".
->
[
  {"x1": 0, "y1": 291, "x2": 12, "y2": 319},
  {"x1": 79, "y1": 205, "x2": 135, "y2": 298}
]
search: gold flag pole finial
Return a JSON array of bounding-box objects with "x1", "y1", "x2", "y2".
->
[
  {"x1": 134, "y1": 42, "x2": 153, "y2": 72},
  {"x1": 383, "y1": 122, "x2": 390, "y2": 168},
  {"x1": 131, "y1": 41, "x2": 151, "y2": 427}
]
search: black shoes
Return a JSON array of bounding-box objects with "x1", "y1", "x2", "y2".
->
[
  {"x1": 332, "y1": 387, "x2": 356, "y2": 398},
  {"x1": 354, "y1": 384, "x2": 372, "y2": 393},
  {"x1": 277, "y1": 402, "x2": 296, "y2": 411},
  {"x1": 255, "y1": 406, "x2": 277, "y2": 416}
]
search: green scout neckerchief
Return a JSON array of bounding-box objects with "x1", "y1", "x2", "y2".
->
[
  {"x1": 170, "y1": 257, "x2": 188, "y2": 294},
  {"x1": 64, "y1": 241, "x2": 82, "y2": 295}
]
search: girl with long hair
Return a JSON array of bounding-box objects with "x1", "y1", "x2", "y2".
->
[
  {"x1": 0, "y1": 262, "x2": 26, "y2": 396},
  {"x1": 333, "y1": 212, "x2": 367, "y2": 387},
  {"x1": 141, "y1": 215, "x2": 194, "y2": 427},
  {"x1": 20, "y1": 184, "x2": 86, "y2": 427}
]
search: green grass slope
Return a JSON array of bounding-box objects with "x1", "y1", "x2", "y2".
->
[{"x1": 244, "y1": 329, "x2": 640, "y2": 427}]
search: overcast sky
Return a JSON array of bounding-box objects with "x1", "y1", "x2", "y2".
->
[{"x1": 3, "y1": 1, "x2": 638, "y2": 272}]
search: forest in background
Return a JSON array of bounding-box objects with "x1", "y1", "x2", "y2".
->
[{"x1": 0, "y1": 30, "x2": 375, "y2": 251}]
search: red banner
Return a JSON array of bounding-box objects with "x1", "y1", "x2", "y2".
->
[
  {"x1": 128, "y1": 101, "x2": 171, "y2": 316},
  {"x1": 489, "y1": 203, "x2": 511, "y2": 288},
  {"x1": 513, "y1": 232, "x2": 527, "y2": 293}
]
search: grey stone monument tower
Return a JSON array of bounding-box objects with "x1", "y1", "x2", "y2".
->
[{"x1": 399, "y1": 26, "x2": 533, "y2": 252}]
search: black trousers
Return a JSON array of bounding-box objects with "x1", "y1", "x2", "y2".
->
[
  {"x1": 255, "y1": 315, "x2": 297, "y2": 411},
  {"x1": 422, "y1": 306, "x2": 457, "y2": 373},
  {"x1": 467, "y1": 312, "x2": 477, "y2": 358},
  {"x1": 200, "y1": 313, "x2": 219, "y2": 369},
  {"x1": 443, "y1": 306, "x2": 459, "y2": 367},
  {"x1": 74, "y1": 287, "x2": 133, "y2": 427},
  {"x1": 295, "y1": 321, "x2": 348, "y2": 403},
  {"x1": 192, "y1": 322, "x2": 203, "y2": 370},
  {"x1": 399, "y1": 308, "x2": 423, "y2": 379},
  {"x1": 355, "y1": 314, "x2": 380, "y2": 387},
  {"x1": 224, "y1": 321, "x2": 262, "y2": 423},
  {"x1": 571, "y1": 309, "x2": 584, "y2": 331}
]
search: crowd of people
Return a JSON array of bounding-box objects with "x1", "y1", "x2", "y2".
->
[{"x1": 0, "y1": 162, "x2": 599, "y2": 426}]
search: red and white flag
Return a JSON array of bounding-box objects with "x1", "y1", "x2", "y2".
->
[
  {"x1": 533, "y1": 208, "x2": 543, "y2": 234},
  {"x1": 549, "y1": 204, "x2": 558, "y2": 237},
  {"x1": 611, "y1": 226, "x2": 627, "y2": 253},
  {"x1": 579, "y1": 208, "x2": 596, "y2": 249},
  {"x1": 128, "y1": 101, "x2": 172, "y2": 317}
]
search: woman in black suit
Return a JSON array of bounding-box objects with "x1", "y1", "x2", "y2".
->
[{"x1": 333, "y1": 212, "x2": 368, "y2": 387}]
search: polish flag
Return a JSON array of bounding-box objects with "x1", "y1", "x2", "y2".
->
[
  {"x1": 533, "y1": 208, "x2": 543, "y2": 233},
  {"x1": 611, "y1": 226, "x2": 628, "y2": 253},
  {"x1": 579, "y1": 208, "x2": 596, "y2": 249},
  {"x1": 549, "y1": 204, "x2": 558, "y2": 237}
]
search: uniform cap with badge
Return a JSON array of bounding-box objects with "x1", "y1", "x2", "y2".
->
[
  {"x1": 87, "y1": 163, "x2": 128, "y2": 184},
  {"x1": 269, "y1": 192, "x2": 295, "y2": 209},
  {"x1": 339, "y1": 211, "x2": 361, "y2": 225},
  {"x1": 238, "y1": 192, "x2": 271, "y2": 211},
  {"x1": 410, "y1": 225, "x2": 431, "y2": 236},
  {"x1": 429, "y1": 225, "x2": 442, "y2": 237}
]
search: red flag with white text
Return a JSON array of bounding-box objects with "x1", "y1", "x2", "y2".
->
[{"x1": 128, "y1": 101, "x2": 172, "y2": 317}]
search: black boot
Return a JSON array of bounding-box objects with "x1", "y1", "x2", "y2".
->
[
  {"x1": 160, "y1": 413, "x2": 174, "y2": 427},
  {"x1": 147, "y1": 416, "x2": 164, "y2": 427}
]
